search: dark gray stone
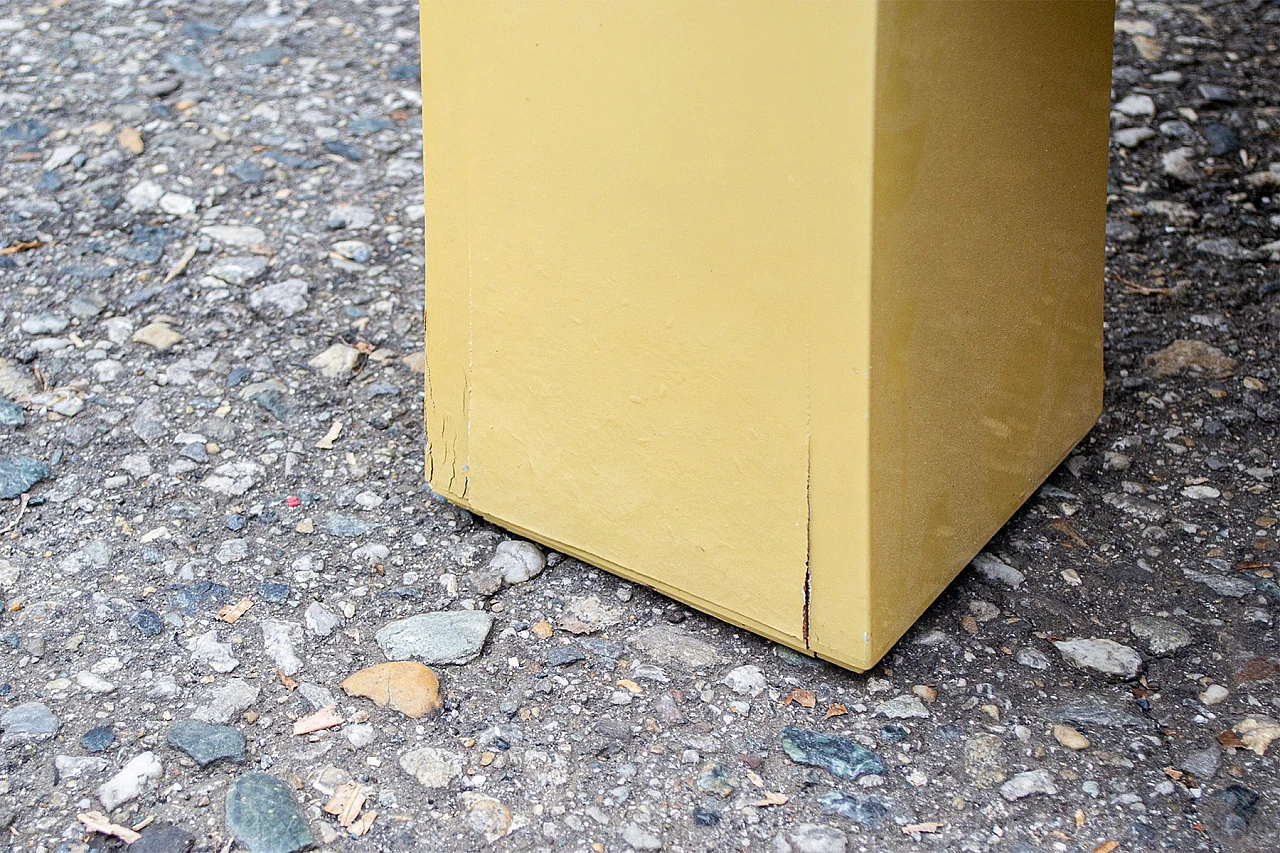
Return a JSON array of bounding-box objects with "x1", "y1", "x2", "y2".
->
[
  {"x1": 2, "y1": 118, "x2": 49, "y2": 145},
  {"x1": 131, "y1": 822, "x2": 196, "y2": 853},
  {"x1": 1202, "y1": 123, "x2": 1241, "y2": 156},
  {"x1": 173, "y1": 581, "x2": 234, "y2": 613},
  {"x1": 251, "y1": 389, "x2": 291, "y2": 423},
  {"x1": 547, "y1": 645, "x2": 585, "y2": 667},
  {"x1": 225, "y1": 773, "x2": 314, "y2": 853},
  {"x1": 167, "y1": 720, "x2": 246, "y2": 767},
  {"x1": 257, "y1": 582, "x2": 291, "y2": 604},
  {"x1": 816, "y1": 791, "x2": 891, "y2": 829},
  {"x1": 230, "y1": 161, "x2": 267, "y2": 183},
  {"x1": 323, "y1": 141, "x2": 363, "y2": 162},
  {"x1": 130, "y1": 609, "x2": 164, "y2": 637},
  {"x1": 80, "y1": 725, "x2": 116, "y2": 753},
  {"x1": 1197, "y1": 83, "x2": 1238, "y2": 103}
]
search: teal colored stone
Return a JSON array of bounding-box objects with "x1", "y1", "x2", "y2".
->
[
  {"x1": 781, "y1": 726, "x2": 885, "y2": 781},
  {"x1": 0, "y1": 401, "x2": 23, "y2": 427},
  {"x1": 225, "y1": 773, "x2": 314, "y2": 853},
  {"x1": 167, "y1": 720, "x2": 245, "y2": 767},
  {"x1": 0, "y1": 455, "x2": 50, "y2": 499}
]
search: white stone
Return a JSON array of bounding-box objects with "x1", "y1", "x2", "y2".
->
[
  {"x1": 308, "y1": 343, "x2": 361, "y2": 378},
  {"x1": 1181, "y1": 485, "x2": 1220, "y2": 500},
  {"x1": 1199, "y1": 684, "x2": 1229, "y2": 705},
  {"x1": 261, "y1": 620, "x2": 304, "y2": 676},
  {"x1": 91, "y1": 359, "x2": 126, "y2": 383},
  {"x1": 1162, "y1": 147, "x2": 1199, "y2": 183},
  {"x1": 722, "y1": 665, "x2": 767, "y2": 697},
  {"x1": 327, "y1": 205, "x2": 375, "y2": 230},
  {"x1": 125, "y1": 180, "x2": 164, "y2": 212},
  {"x1": 43, "y1": 144, "x2": 81, "y2": 171},
  {"x1": 332, "y1": 239, "x2": 372, "y2": 262},
  {"x1": 345, "y1": 723, "x2": 375, "y2": 748},
  {"x1": 75, "y1": 670, "x2": 116, "y2": 694},
  {"x1": 202, "y1": 460, "x2": 264, "y2": 497},
  {"x1": 193, "y1": 678, "x2": 259, "y2": 724},
  {"x1": 1114, "y1": 127, "x2": 1157, "y2": 148},
  {"x1": 159, "y1": 192, "x2": 196, "y2": 215},
  {"x1": 487, "y1": 540, "x2": 545, "y2": 585},
  {"x1": 215, "y1": 538, "x2": 249, "y2": 564},
  {"x1": 55, "y1": 755, "x2": 110, "y2": 780},
  {"x1": 622, "y1": 823, "x2": 663, "y2": 851},
  {"x1": 101, "y1": 317, "x2": 134, "y2": 345},
  {"x1": 1115, "y1": 94, "x2": 1156, "y2": 116},
  {"x1": 98, "y1": 752, "x2": 162, "y2": 811}
]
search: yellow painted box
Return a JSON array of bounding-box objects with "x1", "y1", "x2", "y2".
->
[{"x1": 421, "y1": 1, "x2": 1114, "y2": 671}]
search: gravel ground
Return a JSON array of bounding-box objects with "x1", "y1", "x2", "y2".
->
[{"x1": 2, "y1": 1, "x2": 1279, "y2": 852}]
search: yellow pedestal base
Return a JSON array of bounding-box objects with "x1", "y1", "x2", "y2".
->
[{"x1": 421, "y1": 1, "x2": 1114, "y2": 671}]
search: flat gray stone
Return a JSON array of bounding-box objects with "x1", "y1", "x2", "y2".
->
[
  {"x1": 775, "y1": 822, "x2": 849, "y2": 853},
  {"x1": 1182, "y1": 567, "x2": 1254, "y2": 598},
  {"x1": 225, "y1": 773, "x2": 313, "y2": 853},
  {"x1": 627, "y1": 625, "x2": 727, "y2": 670},
  {"x1": 167, "y1": 720, "x2": 246, "y2": 767},
  {"x1": 248, "y1": 279, "x2": 310, "y2": 317},
  {"x1": 874, "y1": 694, "x2": 930, "y2": 720},
  {"x1": 304, "y1": 601, "x2": 341, "y2": 638},
  {"x1": 193, "y1": 678, "x2": 260, "y2": 724},
  {"x1": 201, "y1": 225, "x2": 267, "y2": 248},
  {"x1": 207, "y1": 256, "x2": 268, "y2": 286},
  {"x1": 781, "y1": 726, "x2": 885, "y2": 781},
  {"x1": 1129, "y1": 615, "x2": 1192, "y2": 656},
  {"x1": 1, "y1": 702, "x2": 58, "y2": 744},
  {"x1": 622, "y1": 822, "x2": 663, "y2": 851},
  {"x1": 376, "y1": 611, "x2": 494, "y2": 665},
  {"x1": 131, "y1": 822, "x2": 197, "y2": 853},
  {"x1": 1053, "y1": 638, "x2": 1143, "y2": 680},
  {"x1": 1181, "y1": 747, "x2": 1222, "y2": 781},
  {"x1": 969, "y1": 552, "x2": 1024, "y2": 588},
  {"x1": 399, "y1": 746, "x2": 463, "y2": 788},
  {"x1": 1044, "y1": 695, "x2": 1148, "y2": 729},
  {"x1": 20, "y1": 313, "x2": 69, "y2": 335}
]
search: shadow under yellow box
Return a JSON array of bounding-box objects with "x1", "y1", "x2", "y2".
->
[{"x1": 420, "y1": 1, "x2": 1115, "y2": 672}]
